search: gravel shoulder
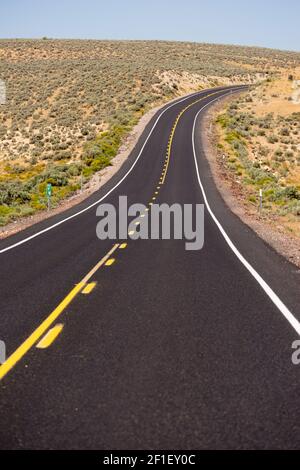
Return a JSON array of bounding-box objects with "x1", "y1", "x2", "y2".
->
[{"x1": 201, "y1": 95, "x2": 300, "y2": 268}]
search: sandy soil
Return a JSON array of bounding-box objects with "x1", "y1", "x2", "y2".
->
[
  {"x1": 252, "y1": 67, "x2": 300, "y2": 116},
  {"x1": 201, "y1": 95, "x2": 300, "y2": 269}
]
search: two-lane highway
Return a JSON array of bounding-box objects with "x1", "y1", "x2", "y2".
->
[{"x1": 0, "y1": 86, "x2": 300, "y2": 449}]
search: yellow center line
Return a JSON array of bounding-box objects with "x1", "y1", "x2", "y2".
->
[
  {"x1": 81, "y1": 244, "x2": 119, "y2": 283},
  {"x1": 82, "y1": 282, "x2": 97, "y2": 295},
  {"x1": 105, "y1": 258, "x2": 116, "y2": 267},
  {"x1": 0, "y1": 90, "x2": 224, "y2": 382},
  {"x1": 0, "y1": 243, "x2": 119, "y2": 381},
  {"x1": 36, "y1": 324, "x2": 64, "y2": 350},
  {"x1": 160, "y1": 90, "x2": 220, "y2": 185}
]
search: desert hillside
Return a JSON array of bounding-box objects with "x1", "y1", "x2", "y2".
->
[
  {"x1": 215, "y1": 68, "x2": 300, "y2": 238},
  {"x1": 1, "y1": 39, "x2": 300, "y2": 226}
]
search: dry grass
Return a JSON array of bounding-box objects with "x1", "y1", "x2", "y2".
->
[{"x1": 216, "y1": 70, "x2": 300, "y2": 238}]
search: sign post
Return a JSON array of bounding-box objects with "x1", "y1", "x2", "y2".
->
[
  {"x1": 46, "y1": 183, "x2": 52, "y2": 211},
  {"x1": 259, "y1": 189, "x2": 263, "y2": 212}
]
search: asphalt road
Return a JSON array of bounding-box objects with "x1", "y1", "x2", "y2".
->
[{"x1": 0, "y1": 86, "x2": 300, "y2": 450}]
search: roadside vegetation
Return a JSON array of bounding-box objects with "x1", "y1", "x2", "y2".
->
[
  {"x1": 1, "y1": 39, "x2": 300, "y2": 226},
  {"x1": 215, "y1": 69, "x2": 300, "y2": 237}
]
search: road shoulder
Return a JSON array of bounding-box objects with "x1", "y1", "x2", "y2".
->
[{"x1": 200, "y1": 96, "x2": 300, "y2": 269}]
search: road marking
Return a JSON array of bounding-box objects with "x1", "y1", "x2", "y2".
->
[
  {"x1": 105, "y1": 259, "x2": 115, "y2": 267},
  {"x1": 82, "y1": 282, "x2": 97, "y2": 295},
  {"x1": 0, "y1": 89, "x2": 231, "y2": 255},
  {"x1": 0, "y1": 90, "x2": 251, "y2": 381},
  {"x1": 0, "y1": 282, "x2": 84, "y2": 381},
  {"x1": 0, "y1": 244, "x2": 119, "y2": 380},
  {"x1": 160, "y1": 93, "x2": 220, "y2": 185},
  {"x1": 128, "y1": 230, "x2": 135, "y2": 236},
  {"x1": 119, "y1": 243, "x2": 127, "y2": 249},
  {"x1": 191, "y1": 93, "x2": 300, "y2": 336},
  {"x1": 36, "y1": 324, "x2": 64, "y2": 349},
  {"x1": 81, "y1": 245, "x2": 119, "y2": 283}
]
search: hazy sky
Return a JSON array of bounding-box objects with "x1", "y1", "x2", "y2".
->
[{"x1": 1, "y1": 0, "x2": 299, "y2": 51}]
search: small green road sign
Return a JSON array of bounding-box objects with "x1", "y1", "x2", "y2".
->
[
  {"x1": 46, "y1": 183, "x2": 52, "y2": 198},
  {"x1": 46, "y1": 183, "x2": 52, "y2": 211}
]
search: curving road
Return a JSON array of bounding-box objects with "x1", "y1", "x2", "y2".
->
[{"x1": 0, "y1": 86, "x2": 300, "y2": 449}]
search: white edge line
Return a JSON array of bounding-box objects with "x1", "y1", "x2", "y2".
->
[
  {"x1": 0, "y1": 88, "x2": 233, "y2": 255},
  {"x1": 192, "y1": 92, "x2": 300, "y2": 337}
]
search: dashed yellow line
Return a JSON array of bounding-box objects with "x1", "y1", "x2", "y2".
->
[
  {"x1": 105, "y1": 258, "x2": 116, "y2": 267},
  {"x1": 81, "y1": 245, "x2": 119, "y2": 284},
  {"x1": 0, "y1": 243, "x2": 119, "y2": 381},
  {"x1": 36, "y1": 324, "x2": 64, "y2": 350},
  {"x1": 160, "y1": 90, "x2": 220, "y2": 185},
  {"x1": 82, "y1": 282, "x2": 97, "y2": 295},
  {"x1": 119, "y1": 243, "x2": 128, "y2": 249},
  {"x1": 0, "y1": 90, "x2": 224, "y2": 382}
]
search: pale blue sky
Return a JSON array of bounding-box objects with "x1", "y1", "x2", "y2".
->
[{"x1": 1, "y1": 0, "x2": 299, "y2": 51}]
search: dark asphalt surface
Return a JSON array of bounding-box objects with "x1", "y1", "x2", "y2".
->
[{"x1": 0, "y1": 86, "x2": 300, "y2": 450}]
